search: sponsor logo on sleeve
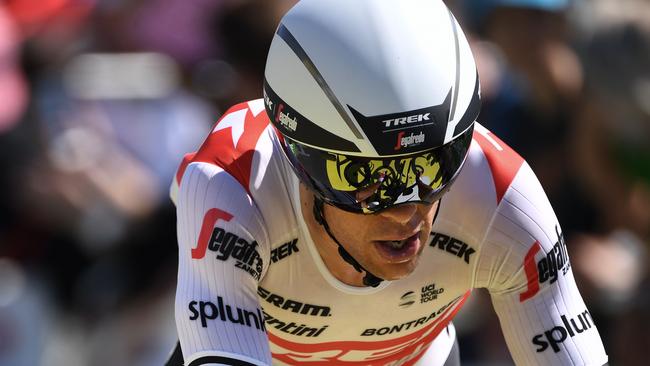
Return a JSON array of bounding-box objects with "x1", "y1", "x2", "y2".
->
[
  {"x1": 188, "y1": 297, "x2": 266, "y2": 332},
  {"x1": 270, "y1": 239, "x2": 299, "y2": 263},
  {"x1": 257, "y1": 286, "x2": 331, "y2": 317},
  {"x1": 532, "y1": 309, "x2": 595, "y2": 353},
  {"x1": 191, "y1": 208, "x2": 263, "y2": 280},
  {"x1": 429, "y1": 232, "x2": 476, "y2": 264},
  {"x1": 520, "y1": 226, "x2": 570, "y2": 302},
  {"x1": 263, "y1": 311, "x2": 329, "y2": 338}
]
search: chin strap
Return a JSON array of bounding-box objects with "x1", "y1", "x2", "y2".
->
[{"x1": 312, "y1": 196, "x2": 383, "y2": 287}]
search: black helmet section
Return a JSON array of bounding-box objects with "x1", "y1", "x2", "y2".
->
[
  {"x1": 348, "y1": 91, "x2": 451, "y2": 156},
  {"x1": 281, "y1": 125, "x2": 475, "y2": 214},
  {"x1": 264, "y1": 80, "x2": 360, "y2": 154}
]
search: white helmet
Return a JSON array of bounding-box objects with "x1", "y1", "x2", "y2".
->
[{"x1": 264, "y1": 0, "x2": 481, "y2": 214}]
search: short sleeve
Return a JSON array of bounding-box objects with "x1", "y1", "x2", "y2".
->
[
  {"x1": 475, "y1": 162, "x2": 608, "y2": 366},
  {"x1": 174, "y1": 161, "x2": 272, "y2": 365}
]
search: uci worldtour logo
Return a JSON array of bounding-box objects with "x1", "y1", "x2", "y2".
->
[
  {"x1": 394, "y1": 131, "x2": 425, "y2": 150},
  {"x1": 420, "y1": 283, "x2": 444, "y2": 303}
]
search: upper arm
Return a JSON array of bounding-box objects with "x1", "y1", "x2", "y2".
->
[
  {"x1": 174, "y1": 162, "x2": 272, "y2": 366},
  {"x1": 478, "y1": 163, "x2": 608, "y2": 365}
]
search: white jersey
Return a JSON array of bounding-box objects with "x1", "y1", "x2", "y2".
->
[{"x1": 170, "y1": 100, "x2": 608, "y2": 366}]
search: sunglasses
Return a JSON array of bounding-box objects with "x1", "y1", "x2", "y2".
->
[{"x1": 282, "y1": 125, "x2": 473, "y2": 214}]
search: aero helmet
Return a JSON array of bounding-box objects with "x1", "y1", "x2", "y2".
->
[{"x1": 264, "y1": 0, "x2": 481, "y2": 214}]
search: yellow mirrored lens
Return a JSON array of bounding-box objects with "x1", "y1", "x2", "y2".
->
[{"x1": 325, "y1": 153, "x2": 443, "y2": 195}]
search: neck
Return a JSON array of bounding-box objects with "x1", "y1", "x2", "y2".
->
[{"x1": 299, "y1": 185, "x2": 367, "y2": 287}]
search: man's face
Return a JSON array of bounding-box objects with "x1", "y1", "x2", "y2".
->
[{"x1": 322, "y1": 198, "x2": 439, "y2": 281}]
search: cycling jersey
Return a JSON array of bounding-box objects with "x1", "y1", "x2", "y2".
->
[{"x1": 170, "y1": 99, "x2": 608, "y2": 365}]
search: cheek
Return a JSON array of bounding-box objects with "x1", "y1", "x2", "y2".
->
[{"x1": 329, "y1": 210, "x2": 372, "y2": 241}]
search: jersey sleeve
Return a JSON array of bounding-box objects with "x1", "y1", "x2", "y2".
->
[
  {"x1": 475, "y1": 162, "x2": 608, "y2": 365},
  {"x1": 174, "y1": 161, "x2": 272, "y2": 366}
]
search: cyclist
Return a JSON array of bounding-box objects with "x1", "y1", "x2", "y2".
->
[{"x1": 167, "y1": 0, "x2": 608, "y2": 364}]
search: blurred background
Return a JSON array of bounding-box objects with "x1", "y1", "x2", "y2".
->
[{"x1": 0, "y1": 0, "x2": 648, "y2": 365}]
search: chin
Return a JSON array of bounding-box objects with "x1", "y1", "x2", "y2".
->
[{"x1": 373, "y1": 259, "x2": 420, "y2": 281}]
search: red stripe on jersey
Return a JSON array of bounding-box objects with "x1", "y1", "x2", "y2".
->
[
  {"x1": 472, "y1": 128, "x2": 524, "y2": 204},
  {"x1": 519, "y1": 241, "x2": 542, "y2": 302},
  {"x1": 175, "y1": 102, "x2": 271, "y2": 195},
  {"x1": 267, "y1": 291, "x2": 470, "y2": 365}
]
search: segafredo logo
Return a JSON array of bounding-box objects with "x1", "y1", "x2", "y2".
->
[
  {"x1": 520, "y1": 226, "x2": 570, "y2": 302},
  {"x1": 348, "y1": 91, "x2": 450, "y2": 155},
  {"x1": 191, "y1": 208, "x2": 263, "y2": 280},
  {"x1": 383, "y1": 113, "x2": 431, "y2": 128},
  {"x1": 395, "y1": 131, "x2": 425, "y2": 150},
  {"x1": 275, "y1": 104, "x2": 298, "y2": 132}
]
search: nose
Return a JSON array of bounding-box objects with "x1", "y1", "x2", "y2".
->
[{"x1": 377, "y1": 203, "x2": 419, "y2": 224}]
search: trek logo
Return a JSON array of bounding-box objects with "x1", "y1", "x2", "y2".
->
[
  {"x1": 263, "y1": 311, "x2": 328, "y2": 337},
  {"x1": 271, "y1": 239, "x2": 299, "y2": 263},
  {"x1": 520, "y1": 226, "x2": 570, "y2": 302},
  {"x1": 420, "y1": 283, "x2": 444, "y2": 304},
  {"x1": 394, "y1": 131, "x2": 426, "y2": 151},
  {"x1": 429, "y1": 232, "x2": 475, "y2": 264},
  {"x1": 258, "y1": 286, "x2": 331, "y2": 317},
  {"x1": 348, "y1": 91, "x2": 450, "y2": 155},
  {"x1": 361, "y1": 297, "x2": 459, "y2": 336},
  {"x1": 188, "y1": 298, "x2": 265, "y2": 332},
  {"x1": 399, "y1": 291, "x2": 416, "y2": 308},
  {"x1": 275, "y1": 103, "x2": 298, "y2": 132},
  {"x1": 532, "y1": 310, "x2": 595, "y2": 353},
  {"x1": 191, "y1": 208, "x2": 263, "y2": 280},
  {"x1": 383, "y1": 113, "x2": 431, "y2": 128}
]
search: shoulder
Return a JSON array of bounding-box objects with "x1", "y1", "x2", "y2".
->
[
  {"x1": 173, "y1": 99, "x2": 273, "y2": 198},
  {"x1": 459, "y1": 126, "x2": 568, "y2": 296},
  {"x1": 171, "y1": 99, "x2": 300, "y2": 255},
  {"x1": 440, "y1": 124, "x2": 563, "y2": 286},
  {"x1": 437, "y1": 123, "x2": 527, "y2": 239},
  {"x1": 469, "y1": 123, "x2": 526, "y2": 205}
]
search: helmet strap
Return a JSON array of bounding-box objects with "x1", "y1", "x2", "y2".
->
[{"x1": 312, "y1": 196, "x2": 383, "y2": 287}]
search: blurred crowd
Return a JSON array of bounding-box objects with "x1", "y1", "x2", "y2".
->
[{"x1": 0, "y1": 0, "x2": 647, "y2": 365}]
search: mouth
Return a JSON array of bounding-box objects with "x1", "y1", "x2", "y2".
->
[{"x1": 374, "y1": 232, "x2": 421, "y2": 263}]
